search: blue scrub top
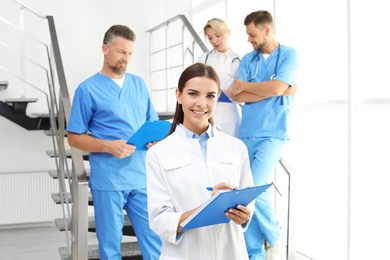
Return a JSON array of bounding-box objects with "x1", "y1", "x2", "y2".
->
[
  {"x1": 237, "y1": 44, "x2": 299, "y2": 140},
  {"x1": 67, "y1": 72, "x2": 158, "y2": 190}
]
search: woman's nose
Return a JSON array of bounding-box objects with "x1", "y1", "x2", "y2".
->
[{"x1": 197, "y1": 97, "x2": 206, "y2": 107}]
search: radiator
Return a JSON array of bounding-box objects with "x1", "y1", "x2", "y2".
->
[{"x1": 0, "y1": 172, "x2": 63, "y2": 225}]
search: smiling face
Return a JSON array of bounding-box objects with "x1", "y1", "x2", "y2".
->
[
  {"x1": 246, "y1": 22, "x2": 268, "y2": 52},
  {"x1": 176, "y1": 76, "x2": 219, "y2": 135}
]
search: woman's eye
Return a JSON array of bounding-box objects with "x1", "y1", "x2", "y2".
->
[
  {"x1": 188, "y1": 92, "x2": 197, "y2": 96},
  {"x1": 208, "y1": 94, "x2": 216, "y2": 99}
]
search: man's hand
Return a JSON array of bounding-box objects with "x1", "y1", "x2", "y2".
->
[
  {"x1": 109, "y1": 140, "x2": 136, "y2": 158},
  {"x1": 282, "y1": 84, "x2": 298, "y2": 97},
  {"x1": 232, "y1": 79, "x2": 244, "y2": 96}
]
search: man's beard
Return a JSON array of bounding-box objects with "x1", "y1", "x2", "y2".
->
[
  {"x1": 109, "y1": 61, "x2": 127, "y2": 76},
  {"x1": 255, "y1": 39, "x2": 267, "y2": 52}
]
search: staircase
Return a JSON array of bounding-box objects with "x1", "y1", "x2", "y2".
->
[
  {"x1": 1, "y1": 1, "x2": 143, "y2": 259},
  {"x1": 1, "y1": 2, "x2": 298, "y2": 259}
]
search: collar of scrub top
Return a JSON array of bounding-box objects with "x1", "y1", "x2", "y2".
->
[{"x1": 247, "y1": 42, "x2": 281, "y2": 82}]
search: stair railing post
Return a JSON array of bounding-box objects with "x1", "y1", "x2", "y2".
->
[
  {"x1": 19, "y1": 5, "x2": 25, "y2": 98},
  {"x1": 71, "y1": 162, "x2": 89, "y2": 260},
  {"x1": 279, "y1": 156, "x2": 296, "y2": 260}
]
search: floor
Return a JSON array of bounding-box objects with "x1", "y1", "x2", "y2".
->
[
  {"x1": 0, "y1": 222, "x2": 98, "y2": 260},
  {"x1": 0, "y1": 222, "x2": 297, "y2": 260}
]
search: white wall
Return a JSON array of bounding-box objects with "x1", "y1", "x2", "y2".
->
[
  {"x1": 1, "y1": 0, "x2": 390, "y2": 259},
  {"x1": 0, "y1": 0, "x2": 192, "y2": 174},
  {"x1": 0, "y1": 0, "x2": 192, "y2": 224},
  {"x1": 191, "y1": 1, "x2": 390, "y2": 259}
]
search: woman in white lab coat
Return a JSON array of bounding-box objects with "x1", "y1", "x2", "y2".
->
[
  {"x1": 146, "y1": 63, "x2": 254, "y2": 260},
  {"x1": 197, "y1": 18, "x2": 241, "y2": 137}
]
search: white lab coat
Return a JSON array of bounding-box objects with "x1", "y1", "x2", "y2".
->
[
  {"x1": 197, "y1": 49, "x2": 242, "y2": 137},
  {"x1": 146, "y1": 126, "x2": 254, "y2": 260}
]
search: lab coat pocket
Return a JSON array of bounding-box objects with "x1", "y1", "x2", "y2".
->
[
  {"x1": 215, "y1": 152, "x2": 241, "y2": 184},
  {"x1": 160, "y1": 153, "x2": 196, "y2": 201},
  {"x1": 160, "y1": 153, "x2": 191, "y2": 171}
]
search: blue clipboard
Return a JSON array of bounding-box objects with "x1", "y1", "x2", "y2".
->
[
  {"x1": 126, "y1": 120, "x2": 171, "y2": 150},
  {"x1": 218, "y1": 91, "x2": 232, "y2": 103},
  {"x1": 180, "y1": 183, "x2": 273, "y2": 231}
]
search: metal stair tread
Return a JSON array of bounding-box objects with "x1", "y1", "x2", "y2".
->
[
  {"x1": 46, "y1": 149, "x2": 89, "y2": 159},
  {"x1": 5, "y1": 97, "x2": 39, "y2": 103},
  {"x1": 0, "y1": 80, "x2": 8, "y2": 90},
  {"x1": 44, "y1": 130, "x2": 91, "y2": 136},
  {"x1": 44, "y1": 129, "x2": 65, "y2": 136},
  {"x1": 55, "y1": 215, "x2": 133, "y2": 232},
  {"x1": 58, "y1": 241, "x2": 142, "y2": 260},
  {"x1": 51, "y1": 192, "x2": 93, "y2": 204},
  {"x1": 49, "y1": 169, "x2": 90, "y2": 179},
  {"x1": 32, "y1": 112, "x2": 56, "y2": 117},
  {"x1": 157, "y1": 111, "x2": 174, "y2": 120}
]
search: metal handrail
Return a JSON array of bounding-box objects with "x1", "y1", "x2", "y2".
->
[
  {"x1": 147, "y1": 14, "x2": 208, "y2": 115},
  {"x1": 147, "y1": 14, "x2": 208, "y2": 52},
  {"x1": 15, "y1": 0, "x2": 46, "y2": 19},
  {"x1": 279, "y1": 156, "x2": 296, "y2": 260},
  {"x1": 1, "y1": 7, "x2": 69, "y2": 247},
  {"x1": 46, "y1": 15, "x2": 88, "y2": 259},
  {"x1": 9, "y1": 1, "x2": 89, "y2": 258}
]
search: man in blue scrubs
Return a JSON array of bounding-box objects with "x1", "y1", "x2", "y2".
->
[
  {"x1": 232, "y1": 10, "x2": 299, "y2": 260},
  {"x1": 67, "y1": 25, "x2": 162, "y2": 260}
]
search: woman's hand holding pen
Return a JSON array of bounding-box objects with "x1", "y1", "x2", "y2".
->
[
  {"x1": 225, "y1": 204, "x2": 251, "y2": 225},
  {"x1": 207, "y1": 182, "x2": 237, "y2": 196}
]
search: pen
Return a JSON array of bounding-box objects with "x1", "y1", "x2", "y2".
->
[{"x1": 206, "y1": 187, "x2": 234, "y2": 191}]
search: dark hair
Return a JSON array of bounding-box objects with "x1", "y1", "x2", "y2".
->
[
  {"x1": 244, "y1": 10, "x2": 273, "y2": 28},
  {"x1": 103, "y1": 25, "x2": 136, "y2": 45},
  {"x1": 169, "y1": 63, "x2": 221, "y2": 135}
]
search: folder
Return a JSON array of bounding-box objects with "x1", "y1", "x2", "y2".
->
[
  {"x1": 218, "y1": 91, "x2": 232, "y2": 103},
  {"x1": 180, "y1": 183, "x2": 273, "y2": 231},
  {"x1": 126, "y1": 120, "x2": 172, "y2": 150}
]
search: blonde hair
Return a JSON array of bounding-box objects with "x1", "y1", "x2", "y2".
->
[{"x1": 203, "y1": 18, "x2": 230, "y2": 38}]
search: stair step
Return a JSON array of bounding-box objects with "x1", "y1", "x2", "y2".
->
[
  {"x1": 51, "y1": 192, "x2": 93, "y2": 205},
  {"x1": 44, "y1": 129, "x2": 67, "y2": 136},
  {"x1": 49, "y1": 169, "x2": 90, "y2": 179},
  {"x1": 158, "y1": 112, "x2": 174, "y2": 120},
  {"x1": 58, "y1": 241, "x2": 142, "y2": 260},
  {"x1": 46, "y1": 149, "x2": 89, "y2": 160},
  {"x1": 44, "y1": 130, "x2": 91, "y2": 136},
  {"x1": 5, "y1": 97, "x2": 39, "y2": 114},
  {"x1": 5, "y1": 97, "x2": 38, "y2": 103},
  {"x1": 55, "y1": 215, "x2": 135, "y2": 236},
  {"x1": 0, "y1": 80, "x2": 8, "y2": 90}
]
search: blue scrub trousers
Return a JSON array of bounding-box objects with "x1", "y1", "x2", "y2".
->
[
  {"x1": 242, "y1": 137, "x2": 285, "y2": 260},
  {"x1": 91, "y1": 188, "x2": 162, "y2": 260}
]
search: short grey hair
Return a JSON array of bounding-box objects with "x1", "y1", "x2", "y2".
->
[{"x1": 103, "y1": 25, "x2": 136, "y2": 45}]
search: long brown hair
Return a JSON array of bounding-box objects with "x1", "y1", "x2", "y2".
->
[{"x1": 168, "y1": 63, "x2": 221, "y2": 135}]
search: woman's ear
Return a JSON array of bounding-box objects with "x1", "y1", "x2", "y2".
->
[{"x1": 176, "y1": 88, "x2": 182, "y2": 104}]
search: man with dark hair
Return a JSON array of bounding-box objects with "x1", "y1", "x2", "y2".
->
[
  {"x1": 233, "y1": 10, "x2": 299, "y2": 260},
  {"x1": 67, "y1": 24, "x2": 162, "y2": 260}
]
